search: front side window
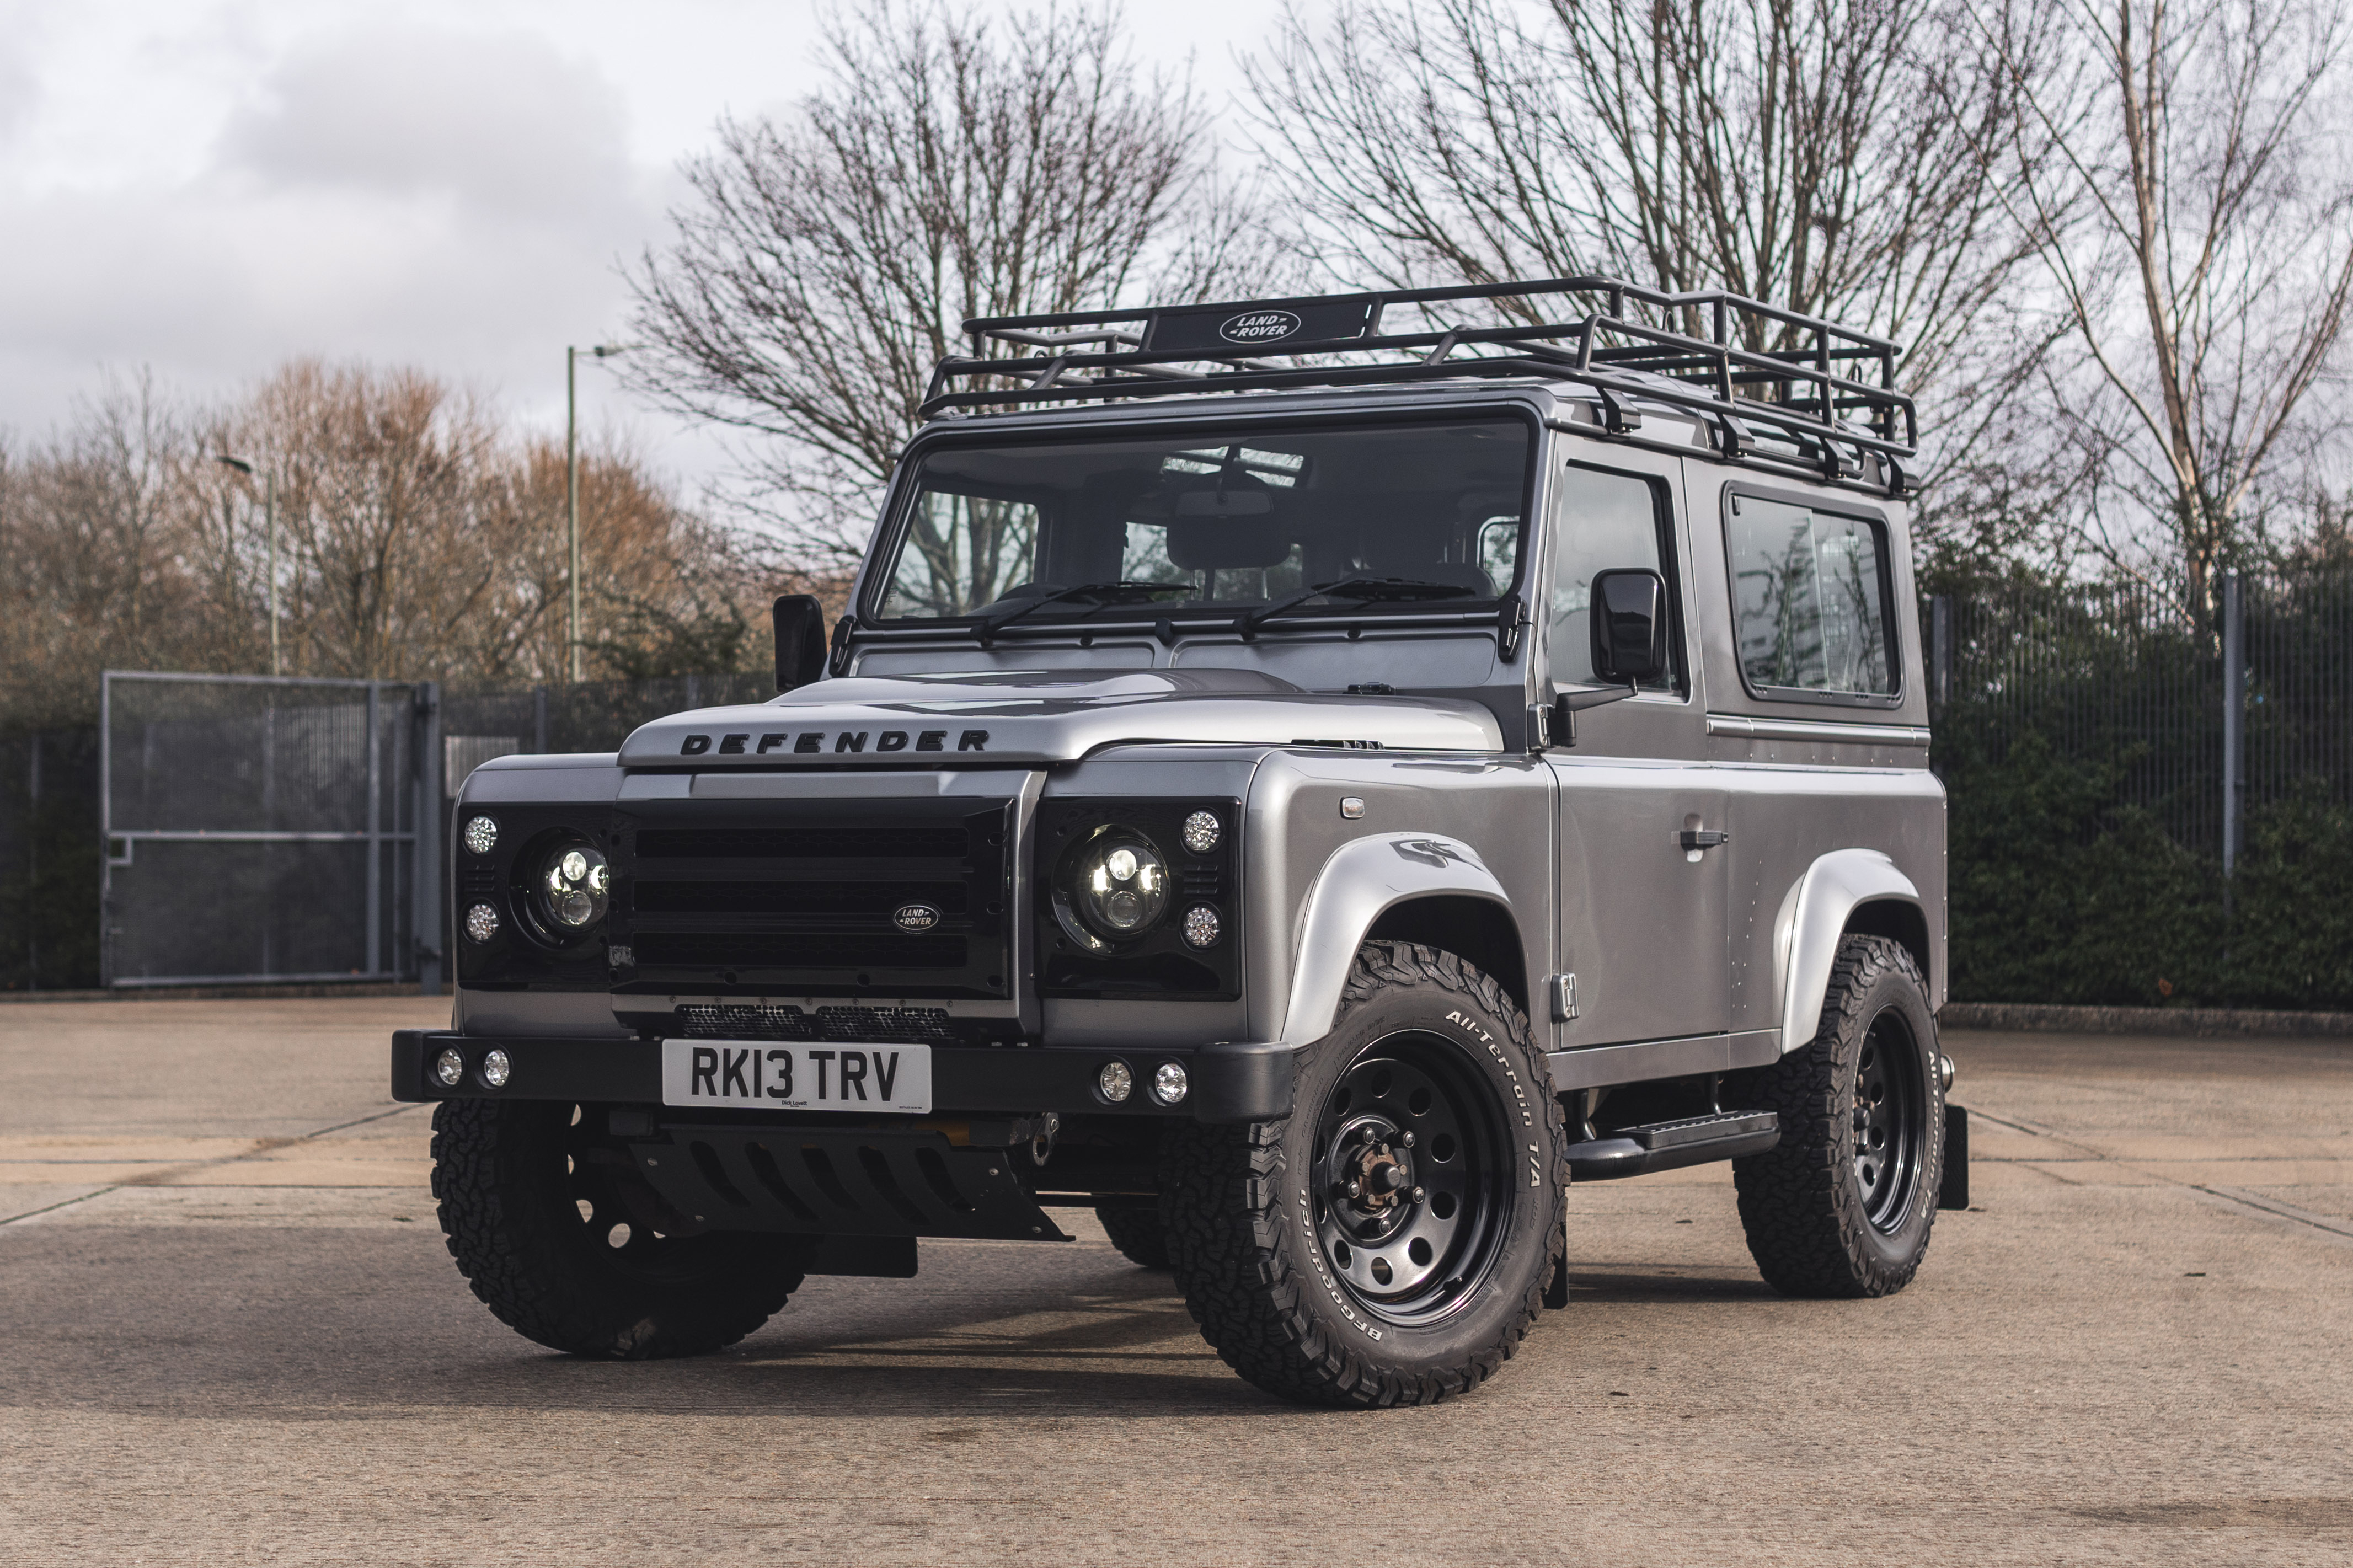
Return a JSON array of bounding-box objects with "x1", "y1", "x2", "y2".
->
[
  {"x1": 1725, "y1": 494, "x2": 1896, "y2": 698},
  {"x1": 873, "y1": 420, "x2": 1532, "y2": 623},
  {"x1": 1548, "y1": 464, "x2": 1678, "y2": 692}
]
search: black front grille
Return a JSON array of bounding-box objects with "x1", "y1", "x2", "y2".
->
[
  {"x1": 675, "y1": 1004, "x2": 960, "y2": 1043},
  {"x1": 638, "y1": 826, "x2": 967, "y2": 859},
  {"x1": 613, "y1": 798, "x2": 1013, "y2": 998}
]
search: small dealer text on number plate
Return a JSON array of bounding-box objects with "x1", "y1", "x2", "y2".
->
[{"x1": 660, "y1": 1040, "x2": 932, "y2": 1114}]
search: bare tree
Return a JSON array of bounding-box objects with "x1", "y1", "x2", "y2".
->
[
  {"x1": 623, "y1": 0, "x2": 1273, "y2": 568},
  {"x1": 1979, "y1": 0, "x2": 2353, "y2": 618},
  {"x1": 1244, "y1": 0, "x2": 2051, "y2": 464}
]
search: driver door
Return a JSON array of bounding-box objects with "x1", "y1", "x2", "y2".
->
[{"x1": 1543, "y1": 452, "x2": 1729, "y2": 1049}]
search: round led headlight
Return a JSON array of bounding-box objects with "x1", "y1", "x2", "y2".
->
[
  {"x1": 1052, "y1": 828, "x2": 1170, "y2": 951},
  {"x1": 533, "y1": 841, "x2": 610, "y2": 934}
]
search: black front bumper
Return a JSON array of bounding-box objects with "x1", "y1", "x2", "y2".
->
[{"x1": 391, "y1": 1030, "x2": 1294, "y2": 1123}]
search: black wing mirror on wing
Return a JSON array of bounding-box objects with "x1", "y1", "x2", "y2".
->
[
  {"x1": 1588, "y1": 568, "x2": 1668, "y2": 684},
  {"x1": 773, "y1": 595, "x2": 828, "y2": 692}
]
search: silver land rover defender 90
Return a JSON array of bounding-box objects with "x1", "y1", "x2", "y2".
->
[{"x1": 397, "y1": 277, "x2": 1963, "y2": 1407}]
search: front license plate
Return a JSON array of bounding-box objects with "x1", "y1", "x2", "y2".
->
[{"x1": 660, "y1": 1039, "x2": 933, "y2": 1114}]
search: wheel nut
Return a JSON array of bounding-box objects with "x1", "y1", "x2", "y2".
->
[
  {"x1": 1411, "y1": 1186, "x2": 1425, "y2": 1202},
  {"x1": 1400, "y1": 1131, "x2": 1415, "y2": 1148}
]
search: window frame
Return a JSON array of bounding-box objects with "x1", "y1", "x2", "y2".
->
[
  {"x1": 1546, "y1": 458, "x2": 1691, "y2": 700},
  {"x1": 859, "y1": 405, "x2": 1546, "y2": 629},
  {"x1": 1718, "y1": 480, "x2": 1905, "y2": 710}
]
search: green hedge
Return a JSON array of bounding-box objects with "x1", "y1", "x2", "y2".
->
[{"x1": 1942, "y1": 730, "x2": 2353, "y2": 1009}]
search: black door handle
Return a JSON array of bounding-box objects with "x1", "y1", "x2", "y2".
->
[{"x1": 1678, "y1": 829, "x2": 1730, "y2": 850}]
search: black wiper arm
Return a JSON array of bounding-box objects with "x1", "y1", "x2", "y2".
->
[
  {"x1": 1239, "y1": 577, "x2": 1477, "y2": 639},
  {"x1": 975, "y1": 581, "x2": 1188, "y2": 643}
]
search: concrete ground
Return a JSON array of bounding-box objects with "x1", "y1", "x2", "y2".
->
[{"x1": 1, "y1": 999, "x2": 2348, "y2": 1566}]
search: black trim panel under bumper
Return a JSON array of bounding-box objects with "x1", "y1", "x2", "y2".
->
[{"x1": 392, "y1": 1030, "x2": 1294, "y2": 1123}]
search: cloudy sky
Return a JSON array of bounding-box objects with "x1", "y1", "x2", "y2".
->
[{"x1": 0, "y1": 0, "x2": 1276, "y2": 487}]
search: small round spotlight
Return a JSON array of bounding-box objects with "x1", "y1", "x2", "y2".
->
[
  {"x1": 432, "y1": 1048, "x2": 465, "y2": 1088},
  {"x1": 463, "y1": 815, "x2": 499, "y2": 856},
  {"x1": 1181, "y1": 810, "x2": 1221, "y2": 854},
  {"x1": 1182, "y1": 904, "x2": 1222, "y2": 948},
  {"x1": 1098, "y1": 1060, "x2": 1135, "y2": 1104},
  {"x1": 1153, "y1": 1060, "x2": 1190, "y2": 1105},
  {"x1": 480, "y1": 1049, "x2": 512, "y2": 1089},
  {"x1": 464, "y1": 903, "x2": 500, "y2": 943}
]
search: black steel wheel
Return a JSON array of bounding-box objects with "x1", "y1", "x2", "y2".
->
[
  {"x1": 1732, "y1": 934, "x2": 1945, "y2": 1298},
  {"x1": 1309, "y1": 1034, "x2": 1511, "y2": 1326},
  {"x1": 1162, "y1": 942, "x2": 1565, "y2": 1408},
  {"x1": 1853, "y1": 1007, "x2": 1928, "y2": 1232},
  {"x1": 434, "y1": 1098, "x2": 817, "y2": 1357}
]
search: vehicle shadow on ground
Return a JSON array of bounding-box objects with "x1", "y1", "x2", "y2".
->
[{"x1": 1564, "y1": 1267, "x2": 1778, "y2": 1303}]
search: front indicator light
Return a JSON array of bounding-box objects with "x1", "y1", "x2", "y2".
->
[
  {"x1": 1098, "y1": 1061, "x2": 1134, "y2": 1103},
  {"x1": 432, "y1": 1048, "x2": 465, "y2": 1088},
  {"x1": 464, "y1": 903, "x2": 500, "y2": 943},
  {"x1": 462, "y1": 815, "x2": 499, "y2": 855},
  {"x1": 480, "y1": 1049, "x2": 512, "y2": 1089},
  {"x1": 1181, "y1": 810, "x2": 1222, "y2": 853},
  {"x1": 1154, "y1": 1061, "x2": 1190, "y2": 1104},
  {"x1": 1182, "y1": 904, "x2": 1221, "y2": 948}
]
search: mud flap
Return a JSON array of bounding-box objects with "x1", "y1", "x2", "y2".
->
[{"x1": 1939, "y1": 1104, "x2": 1970, "y2": 1210}]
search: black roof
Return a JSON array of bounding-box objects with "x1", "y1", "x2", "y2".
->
[{"x1": 921, "y1": 276, "x2": 1918, "y2": 496}]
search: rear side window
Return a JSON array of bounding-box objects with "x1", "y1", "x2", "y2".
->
[{"x1": 1725, "y1": 494, "x2": 1897, "y2": 699}]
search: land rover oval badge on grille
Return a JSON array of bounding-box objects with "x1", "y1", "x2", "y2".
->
[{"x1": 893, "y1": 903, "x2": 942, "y2": 933}]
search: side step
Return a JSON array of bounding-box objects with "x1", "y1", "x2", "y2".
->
[{"x1": 1565, "y1": 1110, "x2": 1780, "y2": 1181}]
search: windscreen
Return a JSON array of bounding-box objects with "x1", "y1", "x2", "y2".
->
[{"x1": 873, "y1": 420, "x2": 1531, "y2": 622}]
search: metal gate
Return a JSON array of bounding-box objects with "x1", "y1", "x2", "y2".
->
[{"x1": 100, "y1": 672, "x2": 441, "y2": 990}]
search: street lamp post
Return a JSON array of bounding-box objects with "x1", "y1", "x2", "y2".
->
[
  {"x1": 566, "y1": 344, "x2": 632, "y2": 684},
  {"x1": 215, "y1": 454, "x2": 280, "y2": 675}
]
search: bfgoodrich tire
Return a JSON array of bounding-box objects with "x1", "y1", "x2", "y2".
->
[
  {"x1": 1161, "y1": 942, "x2": 1566, "y2": 1408},
  {"x1": 432, "y1": 1099, "x2": 816, "y2": 1358},
  {"x1": 1732, "y1": 934, "x2": 1945, "y2": 1298}
]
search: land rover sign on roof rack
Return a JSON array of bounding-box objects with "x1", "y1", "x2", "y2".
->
[{"x1": 1145, "y1": 297, "x2": 1377, "y2": 354}]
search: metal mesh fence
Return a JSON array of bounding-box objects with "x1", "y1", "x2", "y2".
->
[
  {"x1": 438, "y1": 672, "x2": 776, "y2": 789},
  {"x1": 0, "y1": 727, "x2": 100, "y2": 990},
  {"x1": 100, "y1": 674, "x2": 426, "y2": 986},
  {"x1": 1932, "y1": 566, "x2": 2353, "y2": 854}
]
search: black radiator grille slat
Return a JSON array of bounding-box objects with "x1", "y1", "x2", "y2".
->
[
  {"x1": 635, "y1": 880, "x2": 970, "y2": 916},
  {"x1": 634, "y1": 933, "x2": 967, "y2": 969},
  {"x1": 637, "y1": 826, "x2": 967, "y2": 859}
]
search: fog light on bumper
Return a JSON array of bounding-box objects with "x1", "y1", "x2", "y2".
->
[
  {"x1": 432, "y1": 1048, "x2": 465, "y2": 1088},
  {"x1": 1153, "y1": 1061, "x2": 1189, "y2": 1105},
  {"x1": 1098, "y1": 1060, "x2": 1134, "y2": 1103},
  {"x1": 480, "y1": 1049, "x2": 512, "y2": 1089}
]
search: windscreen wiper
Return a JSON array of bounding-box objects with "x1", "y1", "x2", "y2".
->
[
  {"x1": 1239, "y1": 577, "x2": 1477, "y2": 640},
  {"x1": 974, "y1": 581, "x2": 1190, "y2": 644}
]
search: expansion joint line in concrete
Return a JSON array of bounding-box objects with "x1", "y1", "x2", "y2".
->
[
  {"x1": 1964, "y1": 1108, "x2": 2353, "y2": 1243},
  {"x1": 0, "y1": 1101, "x2": 427, "y2": 1228}
]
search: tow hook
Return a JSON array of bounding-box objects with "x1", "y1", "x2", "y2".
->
[{"x1": 1030, "y1": 1111, "x2": 1061, "y2": 1168}]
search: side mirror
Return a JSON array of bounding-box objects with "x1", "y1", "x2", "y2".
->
[
  {"x1": 773, "y1": 595, "x2": 828, "y2": 692},
  {"x1": 1588, "y1": 568, "x2": 1669, "y2": 684}
]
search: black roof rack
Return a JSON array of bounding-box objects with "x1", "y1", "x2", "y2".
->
[{"x1": 921, "y1": 276, "x2": 1917, "y2": 494}]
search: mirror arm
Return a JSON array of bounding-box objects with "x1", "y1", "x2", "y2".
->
[{"x1": 1549, "y1": 681, "x2": 1639, "y2": 748}]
